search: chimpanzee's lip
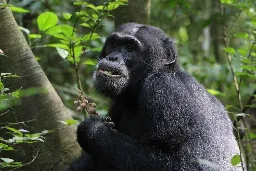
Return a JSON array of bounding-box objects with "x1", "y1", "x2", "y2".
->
[{"x1": 98, "y1": 68, "x2": 123, "y2": 77}]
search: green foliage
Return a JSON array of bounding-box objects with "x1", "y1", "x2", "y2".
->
[
  {"x1": 0, "y1": 158, "x2": 22, "y2": 168},
  {"x1": 0, "y1": 74, "x2": 50, "y2": 169},
  {"x1": 231, "y1": 154, "x2": 241, "y2": 166},
  {"x1": 37, "y1": 12, "x2": 58, "y2": 31}
]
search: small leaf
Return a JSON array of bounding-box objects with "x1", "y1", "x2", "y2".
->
[
  {"x1": 241, "y1": 58, "x2": 251, "y2": 64},
  {"x1": 107, "y1": 2, "x2": 120, "y2": 10},
  {"x1": 56, "y1": 48, "x2": 69, "y2": 59},
  {"x1": 4, "y1": 127, "x2": 22, "y2": 136},
  {"x1": 10, "y1": 6, "x2": 29, "y2": 13},
  {"x1": 46, "y1": 44, "x2": 69, "y2": 50},
  {"x1": 0, "y1": 81, "x2": 4, "y2": 91},
  {"x1": 29, "y1": 34, "x2": 42, "y2": 39},
  {"x1": 37, "y1": 12, "x2": 58, "y2": 31},
  {"x1": 231, "y1": 154, "x2": 241, "y2": 166},
  {"x1": 86, "y1": 4, "x2": 98, "y2": 12},
  {"x1": 59, "y1": 119, "x2": 78, "y2": 125},
  {"x1": 224, "y1": 47, "x2": 235, "y2": 55},
  {"x1": 1, "y1": 158, "x2": 14, "y2": 163},
  {"x1": 92, "y1": 14, "x2": 98, "y2": 19},
  {"x1": 235, "y1": 113, "x2": 249, "y2": 117},
  {"x1": 63, "y1": 12, "x2": 72, "y2": 20},
  {"x1": 81, "y1": 33, "x2": 100, "y2": 41},
  {"x1": 19, "y1": 26, "x2": 30, "y2": 34},
  {"x1": 237, "y1": 49, "x2": 246, "y2": 56},
  {"x1": 96, "y1": 5, "x2": 104, "y2": 10},
  {"x1": 18, "y1": 129, "x2": 29, "y2": 133},
  {"x1": 80, "y1": 23, "x2": 92, "y2": 29},
  {"x1": 58, "y1": 121, "x2": 68, "y2": 125},
  {"x1": 221, "y1": 0, "x2": 234, "y2": 4},
  {"x1": 65, "y1": 119, "x2": 79, "y2": 125},
  {"x1": 35, "y1": 57, "x2": 41, "y2": 61},
  {"x1": 207, "y1": 89, "x2": 225, "y2": 96}
]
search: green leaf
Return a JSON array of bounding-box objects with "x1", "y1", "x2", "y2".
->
[
  {"x1": 1, "y1": 73, "x2": 20, "y2": 78},
  {"x1": 73, "y1": 1, "x2": 84, "y2": 5},
  {"x1": 224, "y1": 47, "x2": 235, "y2": 55},
  {"x1": 4, "y1": 127, "x2": 22, "y2": 136},
  {"x1": 35, "y1": 57, "x2": 41, "y2": 61},
  {"x1": 0, "y1": 143, "x2": 14, "y2": 150},
  {"x1": 96, "y1": 5, "x2": 104, "y2": 10},
  {"x1": 221, "y1": 0, "x2": 234, "y2": 4},
  {"x1": 235, "y1": 113, "x2": 249, "y2": 118},
  {"x1": 240, "y1": 65, "x2": 256, "y2": 71},
  {"x1": 0, "y1": 81, "x2": 4, "y2": 92},
  {"x1": 46, "y1": 25, "x2": 73, "y2": 38},
  {"x1": 10, "y1": 6, "x2": 29, "y2": 13},
  {"x1": 241, "y1": 58, "x2": 251, "y2": 64},
  {"x1": 1, "y1": 158, "x2": 14, "y2": 163},
  {"x1": 107, "y1": 2, "x2": 120, "y2": 10},
  {"x1": 59, "y1": 119, "x2": 78, "y2": 125},
  {"x1": 29, "y1": 34, "x2": 42, "y2": 39},
  {"x1": 207, "y1": 89, "x2": 225, "y2": 96},
  {"x1": 248, "y1": 132, "x2": 256, "y2": 139},
  {"x1": 231, "y1": 154, "x2": 241, "y2": 166},
  {"x1": 81, "y1": 33, "x2": 100, "y2": 41},
  {"x1": 80, "y1": 23, "x2": 92, "y2": 29},
  {"x1": 37, "y1": 12, "x2": 58, "y2": 31},
  {"x1": 46, "y1": 44, "x2": 69, "y2": 50},
  {"x1": 237, "y1": 49, "x2": 246, "y2": 56},
  {"x1": 86, "y1": 4, "x2": 98, "y2": 12},
  {"x1": 63, "y1": 12, "x2": 72, "y2": 20},
  {"x1": 235, "y1": 72, "x2": 249, "y2": 77}
]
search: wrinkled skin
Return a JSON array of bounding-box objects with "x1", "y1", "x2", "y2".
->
[{"x1": 68, "y1": 23, "x2": 242, "y2": 171}]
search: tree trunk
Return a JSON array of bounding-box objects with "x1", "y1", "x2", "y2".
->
[
  {"x1": 0, "y1": 3, "x2": 80, "y2": 171},
  {"x1": 113, "y1": 0, "x2": 151, "y2": 27}
]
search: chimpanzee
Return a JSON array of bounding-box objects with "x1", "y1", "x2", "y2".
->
[{"x1": 68, "y1": 23, "x2": 242, "y2": 171}]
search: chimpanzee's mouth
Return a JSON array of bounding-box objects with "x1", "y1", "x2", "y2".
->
[{"x1": 98, "y1": 68, "x2": 122, "y2": 77}]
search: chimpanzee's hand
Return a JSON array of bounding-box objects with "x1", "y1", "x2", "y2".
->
[{"x1": 77, "y1": 115, "x2": 111, "y2": 153}]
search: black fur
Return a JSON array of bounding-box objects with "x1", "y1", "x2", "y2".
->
[{"x1": 68, "y1": 23, "x2": 242, "y2": 171}]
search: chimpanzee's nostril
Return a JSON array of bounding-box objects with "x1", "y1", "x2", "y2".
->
[{"x1": 109, "y1": 56, "x2": 118, "y2": 61}]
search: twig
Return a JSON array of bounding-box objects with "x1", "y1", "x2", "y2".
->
[
  {"x1": 0, "y1": 110, "x2": 9, "y2": 116},
  {"x1": 217, "y1": 1, "x2": 245, "y2": 170},
  {"x1": 10, "y1": 149, "x2": 40, "y2": 171},
  {"x1": 0, "y1": 119, "x2": 35, "y2": 126}
]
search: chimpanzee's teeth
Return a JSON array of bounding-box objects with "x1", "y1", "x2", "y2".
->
[{"x1": 98, "y1": 69, "x2": 120, "y2": 76}]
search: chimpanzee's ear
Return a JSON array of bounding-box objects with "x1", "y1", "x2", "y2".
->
[{"x1": 162, "y1": 38, "x2": 177, "y2": 65}]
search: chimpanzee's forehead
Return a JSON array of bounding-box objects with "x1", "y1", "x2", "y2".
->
[{"x1": 114, "y1": 23, "x2": 143, "y2": 36}]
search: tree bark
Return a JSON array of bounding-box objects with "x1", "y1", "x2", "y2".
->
[
  {"x1": 0, "y1": 2, "x2": 80, "y2": 171},
  {"x1": 113, "y1": 0, "x2": 151, "y2": 27}
]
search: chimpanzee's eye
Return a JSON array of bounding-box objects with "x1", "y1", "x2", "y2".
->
[
  {"x1": 111, "y1": 40, "x2": 117, "y2": 47},
  {"x1": 126, "y1": 44, "x2": 134, "y2": 52}
]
